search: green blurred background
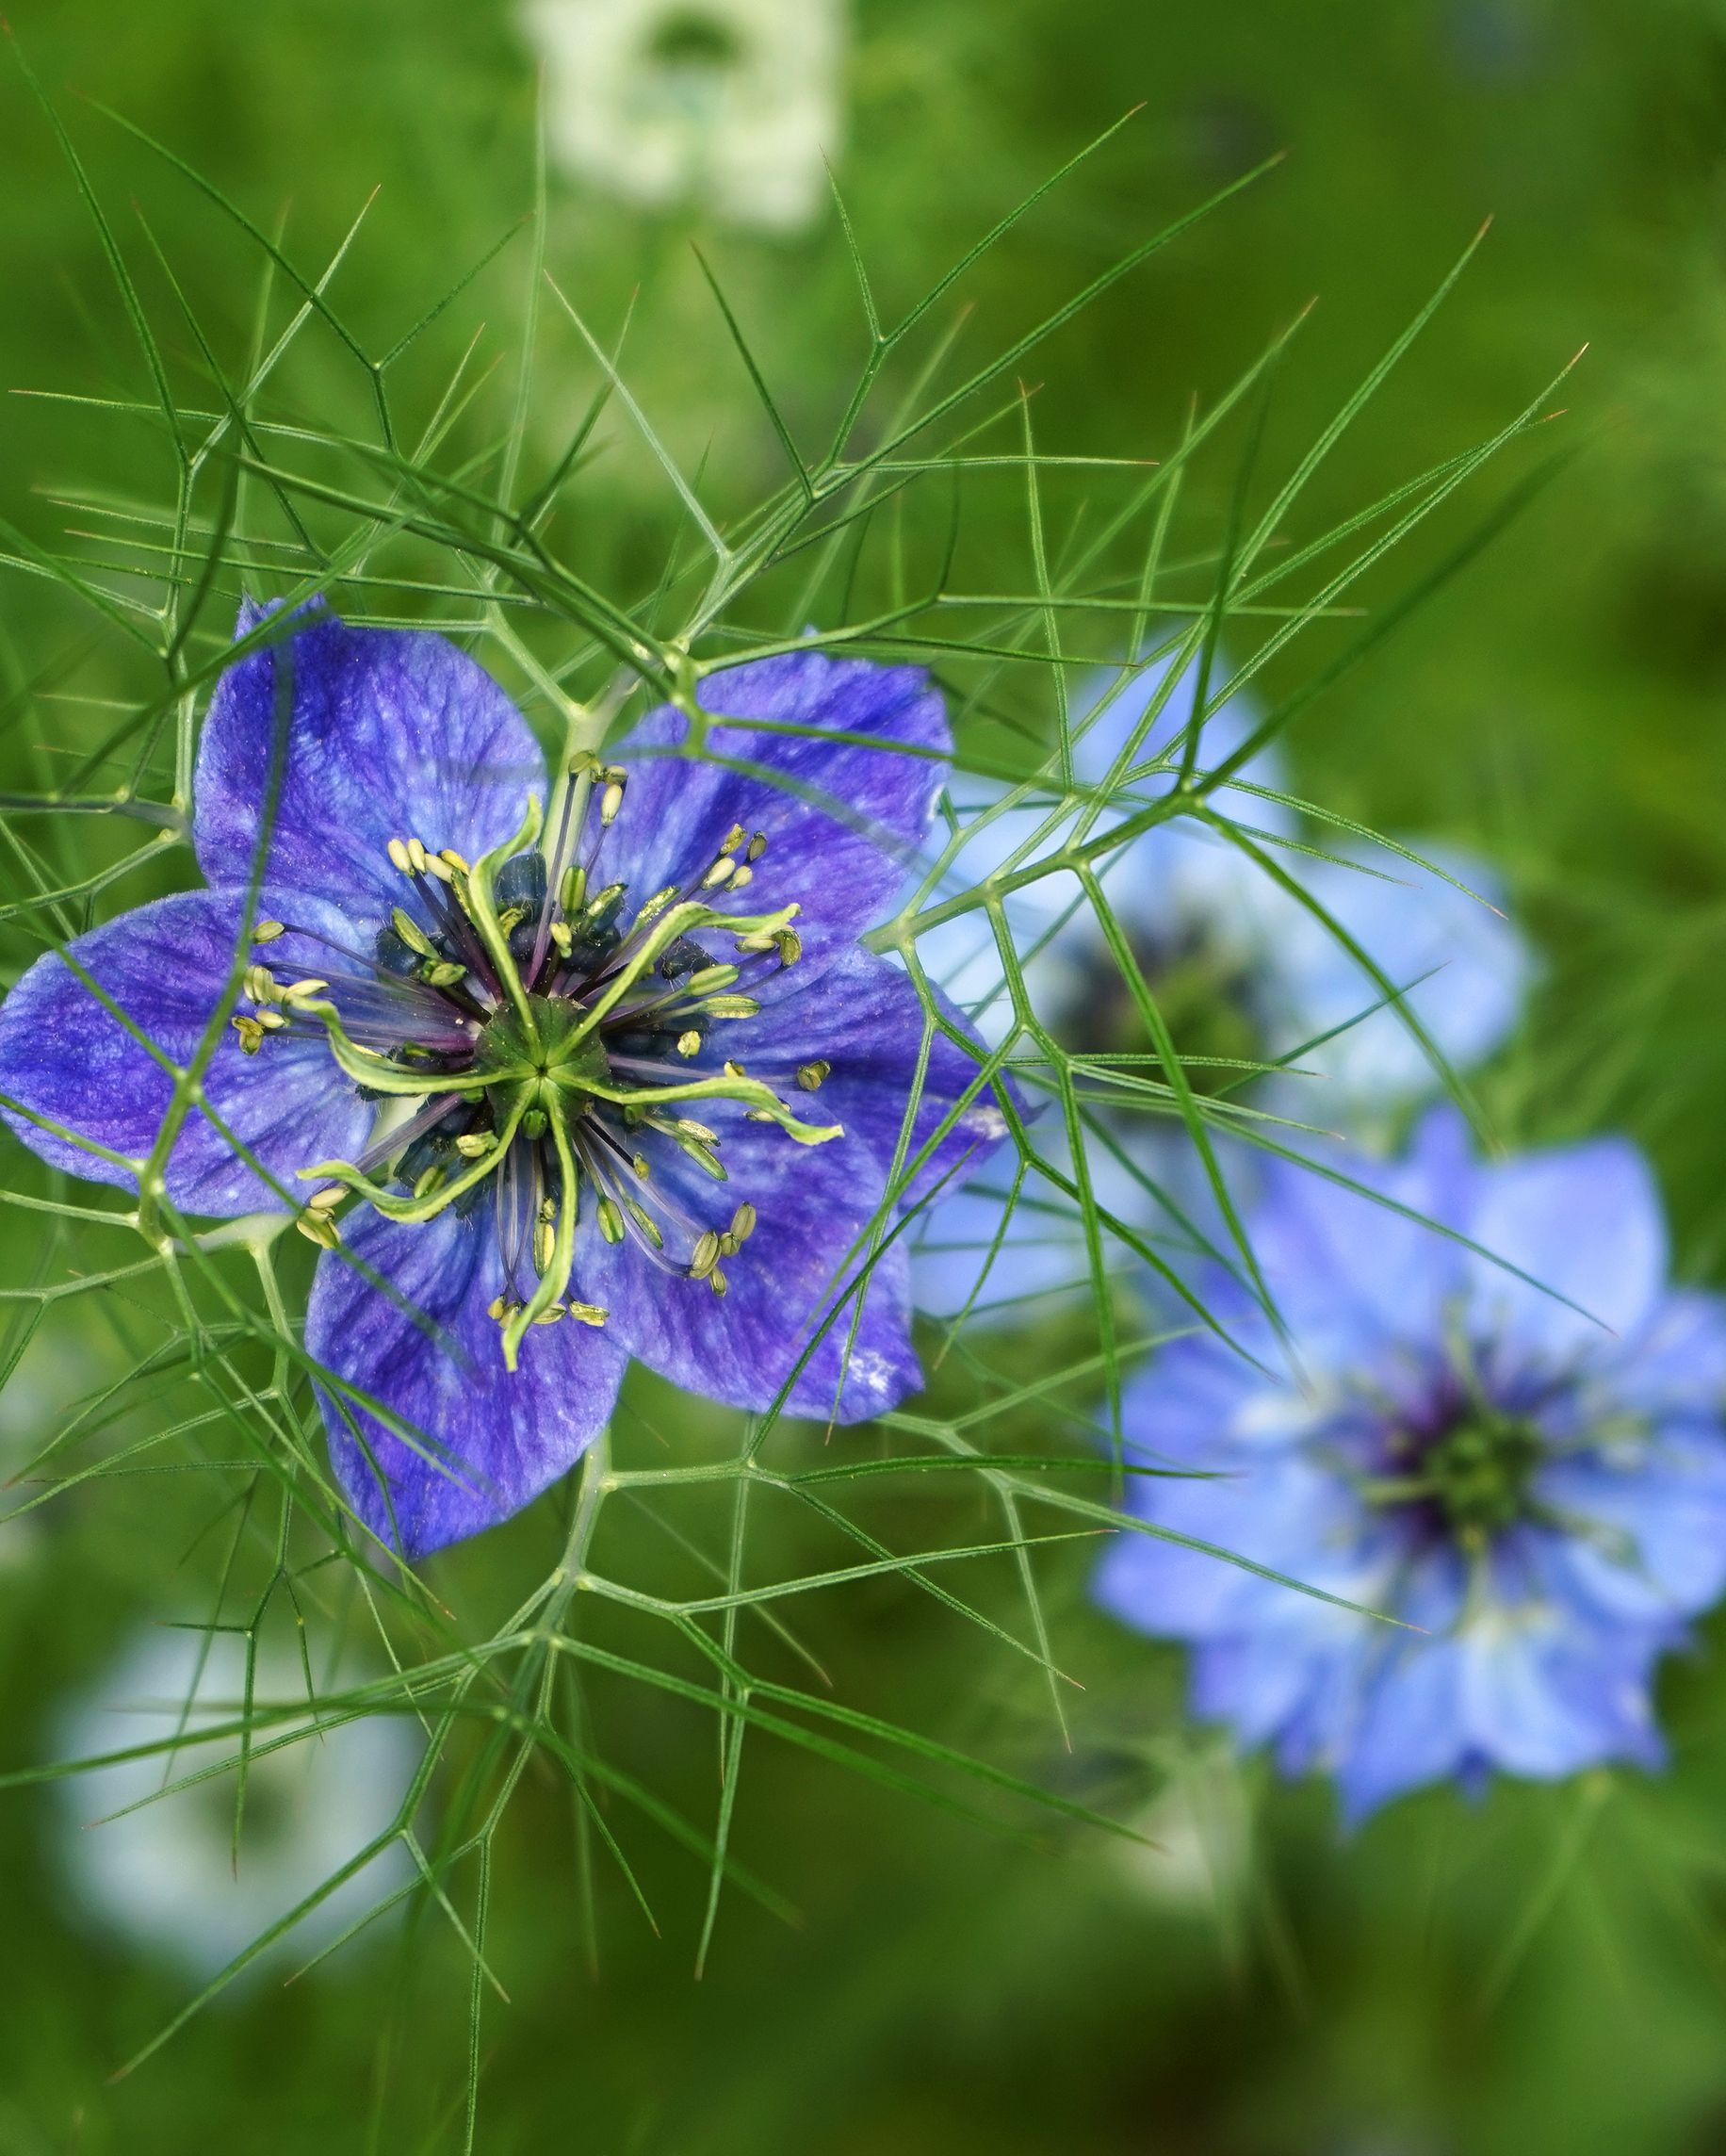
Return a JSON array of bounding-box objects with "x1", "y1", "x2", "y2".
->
[{"x1": 6, "y1": 0, "x2": 1726, "y2": 2148}]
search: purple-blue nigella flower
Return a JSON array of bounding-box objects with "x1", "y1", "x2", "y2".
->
[
  {"x1": 910, "y1": 652, "x2": 1533, "y2": 1322},
  {"x1": 0, "y1": 605, "x2": 1000, "y2": 1559},
  {"x1": 1094, "y1": 1106, "x2": 1726, "y2": 1823}
]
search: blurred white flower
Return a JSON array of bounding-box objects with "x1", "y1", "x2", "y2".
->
[
  {"x1": 54, "y1": 1626, "x2": 419, "y2": 1981},
  {"x1": 1116, "y1": 1753, "x2": 1251, "y2": 1918},
  {"x1": 522, "y1": 0, "x2": 847, "y2": 232},
  {"x1": 0, "y1": 1329, "x2": 127, "y2": 1574}
]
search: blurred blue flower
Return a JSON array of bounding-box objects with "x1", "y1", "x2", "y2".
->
[
  {"x1": 1095, "y1": 1108, "x2": 1726, "y2": 1822},
  {"x1": 910, "y1": 653, "x2": 1532, "y2": 1321},
  {"x1": 0, "y1": 607, "x2": 998, "y2": 1557}
]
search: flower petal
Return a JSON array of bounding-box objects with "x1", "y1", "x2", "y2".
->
[
  {"x1": 1456, "y1": 1587, "x2": 1667, "y2": 1779},
  {"x1": 1465, "y1": 1134, "x2": 1667, "y2": 1368},
  {"x1": 1537, "y1": 1426, "x2": 1726, "y2": 1624},
  {"x1": 910, "y1": 1121, "x2": 1180, "y2": 1319},
  {"x1": 1267, "y1": 840, "x2": 1532, "y2": 1115},
  {"x1": 595, "y1": 651, "x2": 950, "y2": 972},
  {"x1": 576, "y1": 1116, "x2": 920, "y2": 1424},
  {"x1": 1070, "y1": 646, "x2": 1290, "y2": 829},
  {"x1": 913, "y1": 648, "x2": 1292, "y2": 1050},
  {"x1": 0, "y1": 890, "x2": 371, "y2": 1215},
  {"x1": 308, "y1": 1201, "x2": 628, "y2": 1560},
  {"x1": 733, "y1": 948, "x2": 1007, "y2": 1211},
  {"x1": 1336, "y1": 1633, "x2": 1473, "y2": 1823},
  {"x1": 1241, "y1": 1108, "x2": 1474, "y2": 1373},
  {"x1": 194, "y1": 603, "x2": 547, "y2": 920}
]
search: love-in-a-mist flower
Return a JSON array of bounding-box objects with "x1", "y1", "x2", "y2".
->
[
  {"x1": 54, "y1": 1628, "x2": 416, "y2": 1980},
  {"x1": 522, "y1": 0, "x2": 846, "y2": 233},
  {"x1": 911, "y1": 654, "x2": 1532, "y2": 1321},
  {"x1": 0, "y1": 607, "x2": 997, "y2": 1557},
  {"x1": 1095, "y1": 1109, "x2": 1726, "y2": 1822}
]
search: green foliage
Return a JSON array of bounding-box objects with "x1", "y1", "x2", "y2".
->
[{"x1": 3, "y1": 2, "x2": 1726, "y2": 2151}]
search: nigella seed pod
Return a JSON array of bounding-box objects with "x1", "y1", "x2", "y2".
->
[{"x1": 493, "y1": 852, "x2": 549, "y2": 912}]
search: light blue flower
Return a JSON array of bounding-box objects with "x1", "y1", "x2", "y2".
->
[
  {"x1": 1094, "y1": 1108, "x2": 1726, "y2": 1823},
  {"x1": 909, "y1": 651, "x2": 1532, "y2": 1321}
]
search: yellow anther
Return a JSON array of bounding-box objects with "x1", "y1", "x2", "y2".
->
[
  {"x1": 797, "y1": 1060, "x2": 831, "y2": 1092},
  {"x1": 406, "y1": 837, "x2": 431, "y2": 875},
  {"x1": 281, "y1": 978, "x2": 330, "y2": 1005},
  {"x1": 387, "y1": 838, "x2": 413, "y2": 874},
  {"x1": 676, "y1": 1118, "x2": 718, "y2": 1144},
  {"x1": 243, "y1": 964, "x2": 278, "y2": 1004},
  {"x1": 720, "y1": 823, "x2": 747, "y2": 856},
  {"x1": 703, "y1": 857, "x2": 738, "y2": 890},
  {"x1": 257, "y1": 1009, "x2": 288, "y2": 1032},
  {"x1": 600, "y1": 780, "x2": 626, "y2": 825},
  {"x1": 533, "y1": 1220, "x2": 556, "y2": 1272},
  {"x1": 676, "y1": 1030, "x2": 703, "y2": 1058},
  {"x1": 420, "y1": 851, "x2": 455, "y2": 885},
  {"x1": 252, "y1": 921, "x2": 286, "y2": 944},
  {"x1": 549, "y1": 921, "x2": 574, "y2": 956},
  {"x1": 231, "y1": 1015, "x2": 265, "y2": 1055},
  {"x1": 440, "y1": 848, "x2": 471, "y2": 874},
  {"x1": 723, "y1": 1059, "x2": 747, "y2": 1079},
  {"x1": 690, "y1": 1231, "x2": 721, "y2": 1280},
  {"x1": 730, "y1": 1201, "x2": 757, "y2": 1244},
  {"x1": 454, "y1": 1134, "x2": 491, "y2": 1159},
  {"x1": 729, "y1": 864, "x2": 754, "y2": 890},
  {"x1": 746, "y1": 832, "x2": 768, "y2": 862}
]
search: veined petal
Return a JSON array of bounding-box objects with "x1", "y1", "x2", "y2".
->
[
  {"x1": 594, "y1": 651, "x2": 950, "y2": 972},
  {"x1": 308, "y1": 1201, "x2": 628, "y2": 1560},
  {"x1": 576, "y1": 1114, "x2": 920, "y2": 1424},
  {"x1": 736, "y1": 949, "x2": 1009, "y2": 1212},
  {"x1": 194, "y1": 603, "x2": 547, "y2": 921},
  {"x1": 0, "y1": 889, "x2": 371, "y2": 1216}
]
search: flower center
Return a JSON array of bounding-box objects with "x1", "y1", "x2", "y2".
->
[
  {"x1": 1373, "y1": 1405, "x2": 1544, "y2": 1551},
  {"x1": 1058, "y1": 926, "x2": 1263, "y2": 1100},
  {"x1": 230, "y1": 755, "x2": 843, "y2": 1369}
]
